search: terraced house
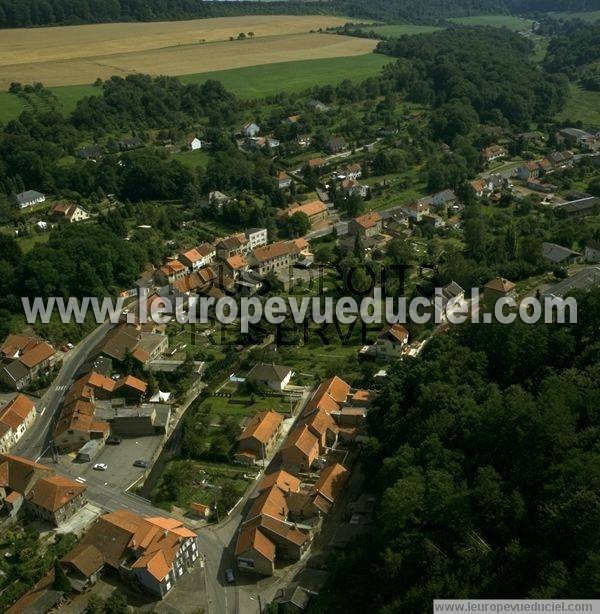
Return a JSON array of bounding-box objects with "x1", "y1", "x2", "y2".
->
[
  {"x1": 61, "y1": 510, "x2": 198, "y2": 598},
  {"x1": 0, "y1": 394, "x2": 37, "y2": 453}
]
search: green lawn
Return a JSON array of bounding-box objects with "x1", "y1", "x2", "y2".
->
[
  {"x1": 179, "y1": 53, "x2": 391, "y2": 98},
  {"x1": 171, "y1": 148, "x2": 210, "y2": 169},
  {"x1": 366, "y1": 24, "x2": 442, "y2": 38},
  {"x1": 448, "y1": 15, "x2": 536, "y2": 31},
  {"x1": 53, "y1": 84, "x2": 100, "y2": 114},
  {"x1": 557, "y1": 84, "x2": 600, "y2": 126},
  {"x1": 16, "y1": 232, "x2": 51, "y2": 253},
  {"x1": 550, "y1": 10, "x2": 600, "y2": 23},
  {"x1": 204, "y1": 393, "x2": 292, "y2": 417},
  {"x1": 0, "y1": 92, "x2": 25, "y2": 123},
  {"x1": 0, "y1": 84, "x2": 100, "y2": 123}
]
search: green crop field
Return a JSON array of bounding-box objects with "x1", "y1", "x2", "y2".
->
[
  {"x1": 448, "y1": 15, "x2": 535, "y2": 31},
  {"x1": 366, "y1": 24, "x2": 442, "y2": 38},
  {"x1": 557, "y1": 84, "x2": 600, "y2": 126},
  {"x1": 179, "y1": 53, "x2": 391, "y2": 98},
  {"x1": 0, "y1": 54, "x2": 389, "y2": 123}
]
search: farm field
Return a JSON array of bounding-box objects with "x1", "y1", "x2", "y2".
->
[
  {"x1": 0, "y1": 53, "x2": 389, "y2": 122},
  {"x1": 367, "y1": 24, "x2": 443, "y2": 37},
  {"x1": 179, "y1": 53, "x2": 390, "y2": 97},
  {"x1": 0, "y1": 32, "x2": 377, "y2": 89},
  {"x1": 557, "y1": 84, "x2": 600, "y2": 126},
  {"x1": 448, "y1": 15, "x2": 536, "y2": 31},
  {"x1": 0, "y1": 15, "x2": 351, "y2": 67}
]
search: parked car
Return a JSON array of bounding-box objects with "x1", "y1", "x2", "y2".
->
[
  {"x1": 106, "y1": 436, "x2": 122, "y2": 445},
  {"x1": 225, "y1": 569, "x2": 235, "y2": 584},
  {"x1": 93, "y1": 463, "x2": 107, "y2": 471},
  {"x1": 133, "y1": 460, "x2": 149, "y2": 468}
]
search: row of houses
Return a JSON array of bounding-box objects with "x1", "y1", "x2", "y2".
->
[
  {"x1": 234, "y1": 375, "x2": 372, "y2": 576},
  {"x1": 153, "y1": 228, "x2": 312, "y2": 300}
]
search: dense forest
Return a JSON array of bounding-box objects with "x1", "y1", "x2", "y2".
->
[
  {"x1": 543, "y1": 21, "x2": 600, "y2": 91},
  {"x1": 0, "y1": 0, "x2": 598, "y2": 28},
  {"x1": 311, "y1": 289, "x2": 600, "y2": 612},
  {"x1": 378, "y1": 28, "x2": 568, "y2": 127}
]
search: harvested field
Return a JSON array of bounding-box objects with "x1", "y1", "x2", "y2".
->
[
  {"x1": 0, "y1": 32, "x2": 377, "y2": 88},
  {"x1": 0, "y1": 16, "x2": 350, "y2": 66}
]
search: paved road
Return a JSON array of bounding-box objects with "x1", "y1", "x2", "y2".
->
[{"x1": 14, "y1": 319, "x2": 115, "y2": 460}]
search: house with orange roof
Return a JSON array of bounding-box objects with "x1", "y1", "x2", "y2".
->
[
  {"x1": 281, "y1": 200, "x2": 328, "y2": 225},
  {"x1": 224, "y1": 254, "x2": 249, "y2": 279},
  {"x1": 0, "y1": 334, "x2": 56, "y2": 391},
  {"x1": 248, "y1": 240, "x2": 301, "y2": 276},
  {"x1": 350, "y1": 211, "x2": 382, "y2": 239},
  {"x1": 235, "y1": 513, "x2": 311, "y2": 576},
  {"x1": 484, "y1": 277, "x2": 517, "y2": 302},
  {"x1": 280, "y1": 425, "x2": 320, "y2": 475},
  {"x1": 0, "y1": 454, "x2": 87, "y2": 525},
  {"x1": 114, "y1": 374, "x2": 148, "y2": 401},
  {"x1": 179, "y1": 247, "x2": 205, "y2": 271},
  {"x1": 157, "y1": 260, "x2": 188, "y2": 285},
  {"x1": 51, "y1": 202, "x2": 90, "y2": 223},
  {"x1": 302, "y1": 376, "x2": 373, "y2": 443},
  {"x1": 0, "y1": 394, "x2": 37, "y2": 453},
  {"x1": 61, "y1": 509, "x2": 198, "y2": 597},
  {"x1": 287, "y1": 463, "x2": 349, "y2": 519},
  {"x1": 235, "y1": 410, "x2": 284, "y2": 465}
]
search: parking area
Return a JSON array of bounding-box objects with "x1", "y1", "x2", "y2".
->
[{"x1": 55, "y1": 435, "x2": 165, "y2": 491}]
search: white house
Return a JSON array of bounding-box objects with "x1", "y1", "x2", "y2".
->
[
  {"x1": 246, "y1": 363, "x2": 292, "y2": 391},
  {"x1": 245, "y1": 228, "x2": 268, "y2": 251},
  {"x1": 16, "y1": 190, "x2": 45, "y2": 209},
  {"x1": 189, "y1": 137, "x2": 202, "y2": 151},
  {"x1": 374, "y1": 324, "x2": 409, "y2": 359},
  {"x1": 241, "y1": 123, "x2": 260, "y2": 138},
  {"x1": 440, "y1": 281, "x2": 466, "y2": 322}
]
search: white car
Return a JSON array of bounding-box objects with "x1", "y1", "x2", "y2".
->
[{"x1": 93, "y1": 463, "x2": 107, "y2": 471}]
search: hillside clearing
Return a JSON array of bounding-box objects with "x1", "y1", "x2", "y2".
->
[
  {"x1": 367, "y1": 24, "x2": 443, "y2": 37},
  {"x1": 549, "y1": 10, "x2": 600, "y2": 23},
  {"x1": 557, "y1": 84, "x2": 600, "y2": 126},
  {"x1": 0, "y1": 32, "x2": 377, "y2": 88},
  {"x1": 448, "y1": 15, "x2": 535, "y2": 31}
]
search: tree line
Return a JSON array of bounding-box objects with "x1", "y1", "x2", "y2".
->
[{"x1": 1, "y1": 0, "x2": 598, "y2": 28}]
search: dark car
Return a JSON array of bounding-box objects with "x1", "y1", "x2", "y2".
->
[
  {"x1": 133, "y1": 460, "x2": 149, "y2": 468},
  {"x1": 106, "y1": 436, "x2": 122, "y2": 445}
]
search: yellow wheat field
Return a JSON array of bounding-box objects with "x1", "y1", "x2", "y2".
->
[
  {"x1": 0, "y1": 15, "x2": 353, "y2": 65},
  {"x1": 0, "y1": 28, "x2": 377, "y2": 88}
]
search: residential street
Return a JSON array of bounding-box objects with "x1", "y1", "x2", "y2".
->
[{"x1": 13, "y1": 319, "x2": 115, "y2": 460}]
